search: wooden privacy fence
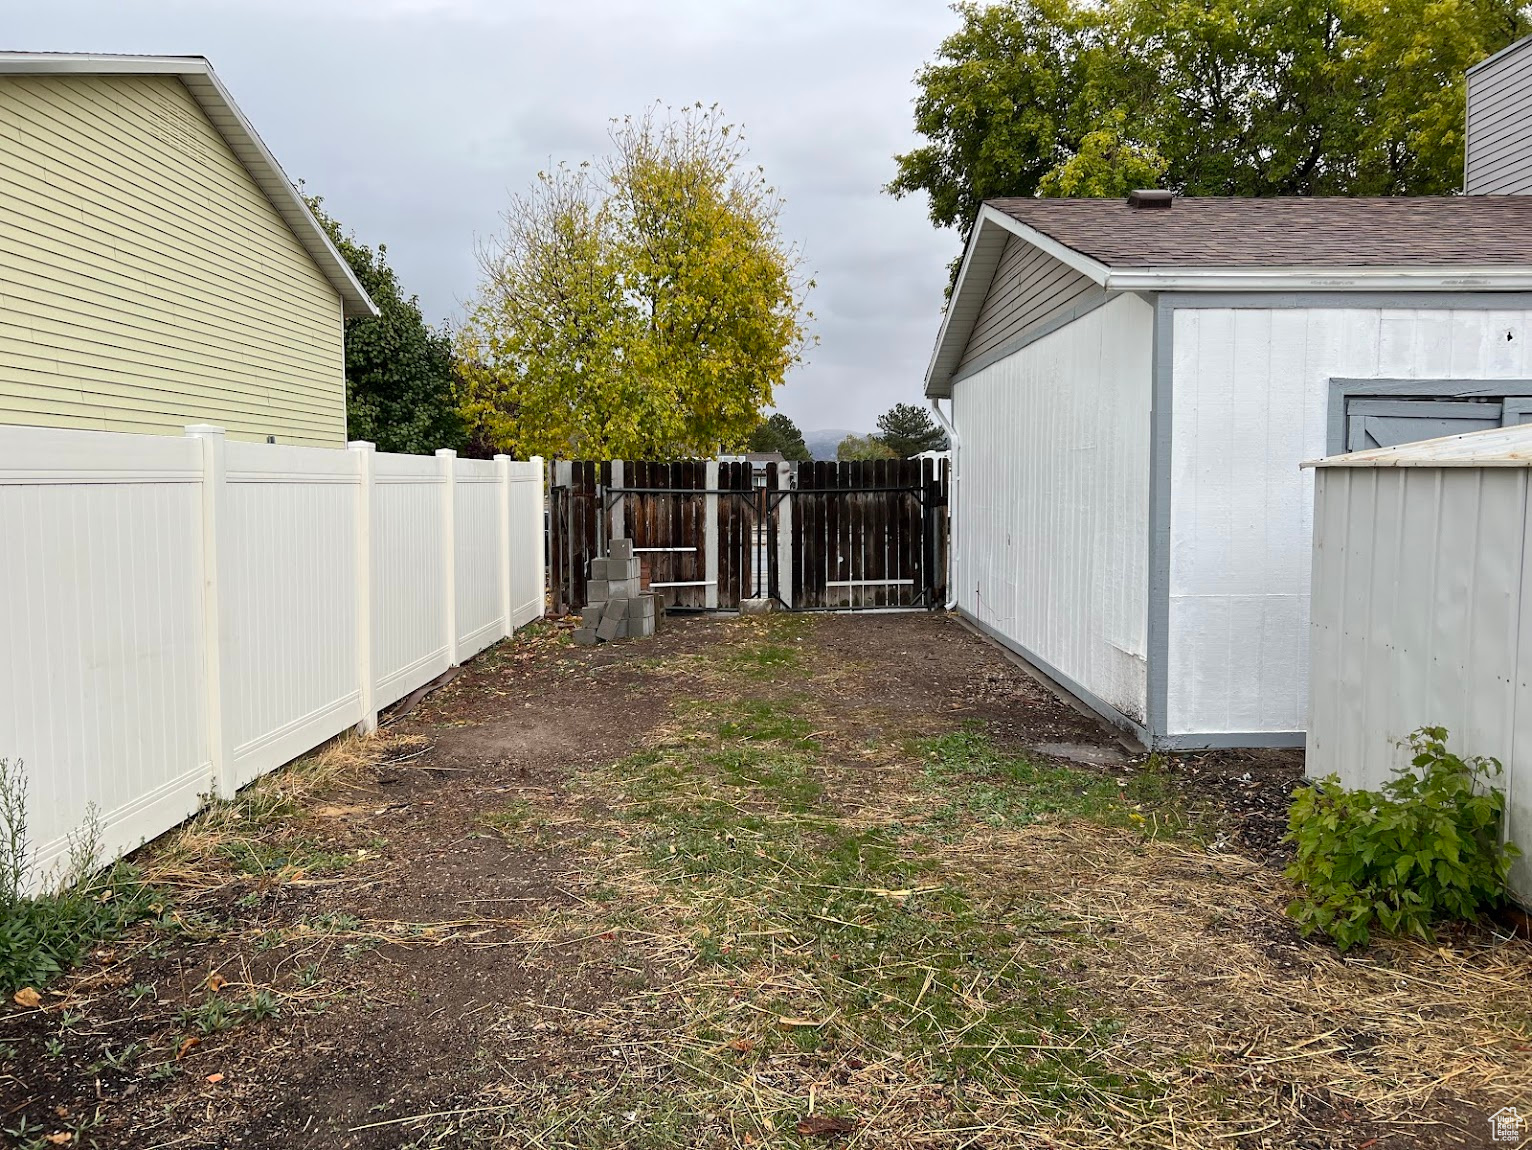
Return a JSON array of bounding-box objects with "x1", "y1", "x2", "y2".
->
[
  {"x1": 773, "y1": 458, "x2": 948, "y2": 610},
  {"x1": 0, "y1": 423, "x2": 546, "y2": 888},
  {"x1": 549, "y1": 457, "x2": 947, "y2": 613}
]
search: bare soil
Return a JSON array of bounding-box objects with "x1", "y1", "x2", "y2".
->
[{"x1": 1, "y1": 612, "x2": 1526, "y2": 1150}]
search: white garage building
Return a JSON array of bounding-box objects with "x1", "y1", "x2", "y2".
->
[{"x1": 926, "y1": 194, "x2": 1532, "y2": 748}]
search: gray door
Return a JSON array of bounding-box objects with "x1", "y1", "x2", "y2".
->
[{"x1": 1344, "y1": 397, "x2": 1524, "y2": 451}]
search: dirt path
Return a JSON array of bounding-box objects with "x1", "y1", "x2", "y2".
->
[{"x1": 2, "y1": 613, "x2": 1527, "y2": 1149}]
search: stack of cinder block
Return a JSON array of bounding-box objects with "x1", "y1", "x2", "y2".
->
[{"x1": 573, "y1": 538, "x2": 663, "y2": 645}]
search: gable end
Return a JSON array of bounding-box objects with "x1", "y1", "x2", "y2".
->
[{"x1": 957, "y1": 235, "x2": 1105, "y2": 373}]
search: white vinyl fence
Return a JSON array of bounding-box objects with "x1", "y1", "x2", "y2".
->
[{"x1": 0, "y1": 423, "x2": 545, "y2": 886}]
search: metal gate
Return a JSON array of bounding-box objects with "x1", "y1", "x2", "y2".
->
[
  {"x1": 549, "y1": 460, "x2": 763, "y2": 613},
  {"x1": 549, "y1": 458, "x2": 947, "y2": 614},
  {"x1": 766, "y1": 458, "x2": 948, "y2": 610}
]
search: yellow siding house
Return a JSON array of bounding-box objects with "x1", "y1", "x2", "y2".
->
[{"x1": 0, "y1": 53, "x2": 376, "y2": 447}]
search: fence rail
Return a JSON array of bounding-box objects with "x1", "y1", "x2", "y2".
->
[{"x1": 0, "y1": 424, "x2": 545, "y2": 888}]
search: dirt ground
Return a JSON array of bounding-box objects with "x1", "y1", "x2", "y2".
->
[{"x1": 2, "y1": 612, "x2": 1529, "y2": 1149}]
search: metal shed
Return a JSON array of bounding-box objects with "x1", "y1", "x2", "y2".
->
[{"x1": 1304, "y1": 424, "x2": 1532, "y2": 901}]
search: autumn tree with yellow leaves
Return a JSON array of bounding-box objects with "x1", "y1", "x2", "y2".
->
[{"x1": 457, "y1": 105, "x2": 814, "y2": 460}]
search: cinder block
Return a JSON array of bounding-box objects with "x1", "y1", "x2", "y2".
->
[
  {"x1": 608, "y1": 577, "x2": 640, "y2": 600},
  {"x1": 627, "y1": 596, "x2": 655, "y2": 619},
  {"x1": 630, "y1": 614, "x2": 656, "y2": 639},
  {"x1": 605, "y1": 557, "x2": 640, "y2": 580},
  {"x1": 572, "y1": 628, "x2": 599, "y2": 646},
  {"x1": 580, "y1": 605, "x2": 603, "y2": 626},
  {"x1": 609, "y1": 537, "x2": 634, "y2": 561},
  {"x1": 646, "y1": 592, "x2": 666, "y2": 625},
  {"x1": 586, "y1": 579, "x2": 609, "y2": 603},
  {"x1": 596, "y1": 614, "x2": 623, "y2": 641},
  {"x1": 603, "y1": 597, "x2": 629, "y2": 621},
  {"x1": 739, "y1": 597, "x2": 777, "y2": 615},
  {"x1": 589, "y1": 558, "x2": 610, "y2": 580}
]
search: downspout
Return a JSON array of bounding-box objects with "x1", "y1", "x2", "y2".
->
[{"x1": 929, "y1": 396, "x2": 960, "y2": 610}]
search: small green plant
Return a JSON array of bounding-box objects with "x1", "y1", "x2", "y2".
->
[
  {"x1": 0, "y1": 761, "x2": 164, "y2": 994},
  {"x1": 1285, "y1": 727, "x2": 1521, "y2": 951},
  {"x1": 177, "y1": 988, "x2": 282, "y2": 1035},
  {"x1": 0, "y1": 759, "x2": 166, "y2": 992}
]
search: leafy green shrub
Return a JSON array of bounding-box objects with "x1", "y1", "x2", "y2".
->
[
  {"x1": 1285, "y1": 727, "x2": 1521, "y2": 951},
  {"x1": 0, "y1": 757, "x2": 162, "y2": 994}
]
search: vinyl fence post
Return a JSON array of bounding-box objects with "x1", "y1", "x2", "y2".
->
[
  {"x1": 704, "y1": 460, "x2": 719, "y2": 609},
  {"x1": 438, "y1": 449, "x2": 459, "y2": 666},
  {"x1": 349, "y1": 441, "x2": 378, "y2": 734},
  {"x1": 777, "y1": 464, "x2": 794, "y2": 610},
  {"x1": 185, "y1": 424, "x2": 237, "y2": 799},
  {"x1": 530, "y1": 455, "x2": 546, "y2": 622},
  {"x1": 495, "y1": 454, "x2": 513, "y2": 640}
]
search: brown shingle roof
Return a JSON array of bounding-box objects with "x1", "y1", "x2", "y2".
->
[{"x1": 989, "y1": 196, "x2": 1532, "y2": 268}]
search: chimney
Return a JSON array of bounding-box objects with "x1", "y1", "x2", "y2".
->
[{"x1": 1126, "y1": 189, "x2": 1174, "y2": 209}]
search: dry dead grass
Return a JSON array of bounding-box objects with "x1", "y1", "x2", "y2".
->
[
  {"x1": 140, "y1": 729, "x2": 427, "y2": 896},
  {"x1": 447, "y1": 619, "x2": 1532, "y2": 1150}
]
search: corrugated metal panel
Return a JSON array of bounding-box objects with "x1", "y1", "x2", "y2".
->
[
  {"x1": 0, "y1": 425, "x2": 208, "y2": 880},
  {"x1": 0, "y1": 73, "x2": 347, "y2": 445},
  {"x1": 372, "y1": 453, "x2": 450, "y2": 707},
  {"x1": 1308, "y1": 464, "x2": 1531, "y2": 900},
  {"x1": 223, "y1": 440, "x2": 361, "y2": 788},
  {"x1": 1467, "y1": 35, "x2": 1532, "y2": 194},
  {"x1": 1168, "y1": 305, "x2": 1532, "y2": 738},
  {"x1": 957, "y1": 235, "x2": 1104, "y2": 370},
  {"x1": 953, "y1": 293, "x2": 1153, "y2": 721}
]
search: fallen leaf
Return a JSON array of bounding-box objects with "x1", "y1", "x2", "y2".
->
[
  {"x1": 725, "y1": 1038, "x2": 754, "y2": 1053},
  {"x1": 45, "y1": 1134, "x2": 71, "y2": 1145},
  {"x1": 13, "y1": 987, "x2": 42, "y2": 1008},
  {"x1": 206, "y1": 1073, "x2": 224, "y2": 1084},
  {"x1": 176, "y1": 1037, "x2": 200, "y2": 1060},
  {"x1": 795, "y1": 1116, "x2": 856, "y2": 1137},
  {"x1": 206, "y1": 972, "x2": 227, "y2": 993}
]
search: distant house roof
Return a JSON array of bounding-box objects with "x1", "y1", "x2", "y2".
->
[
  {"x1": 0, "y1": 52, "x2": 378, "y2": 318},
  {"x1": 926, "y1": 196, "x2": 1532, "y2": 397},
  {"x1": 990, "y1": 196, "x2": 1532, "y2": 269}
]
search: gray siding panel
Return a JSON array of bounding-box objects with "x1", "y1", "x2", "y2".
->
[
  {"x1": 1467, "y1": 36, "x2": 1532, "y2": 195},
  {"x1": 957, "y1": 235, "x2": 1103, "y2": 368}
]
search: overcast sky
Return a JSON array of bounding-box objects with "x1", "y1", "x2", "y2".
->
[{"x1": 3, "y1": 0, "x2": 963, "y2": 435}]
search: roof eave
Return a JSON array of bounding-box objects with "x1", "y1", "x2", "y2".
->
[
  {"x1": 1106, "y1": 266, "x2": 1532, "y2": 292},
  {"x1": 924, "y1": 204, "x2": 1112, "y2": 398},
  {"x1": 0, "y1": 52, "x2": 379, "y2": 319}
]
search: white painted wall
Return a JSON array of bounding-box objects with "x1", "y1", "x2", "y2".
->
[
  {"x1": 953, "y1": 293, "x2": 1154, "y2": 723},
  {"x1": 0, "y1": 424, "x2": 545, "y2": 887},
  {"x1": 1168, "y1": 305, "x2": 1532, "y2": 737},
  {"x1": 1308, "y1": 463, "x2": 1532, "y2": 901}
]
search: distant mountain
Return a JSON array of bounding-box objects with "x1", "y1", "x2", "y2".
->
[{"x1": 803, "y1": 428, "x2": 859, "y2": 461}]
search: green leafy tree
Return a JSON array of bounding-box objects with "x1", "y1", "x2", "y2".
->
[
  {"x1": 458, "y1": 105, "x2": 814, "y2": 460},
  {"x1": 889, "y1": 0, "x2": 1532, "y2": 238},
  {"x1": 748, "y1": 412, "x2": 811, "y2": 461},
  {"x1": 875, "y1": 403, "x2": 949, "y2": 458},
  {"x1": 836, "y1": 433, "x2": 898, "y2": 462},
  {"x1": 306, "y1": 197, "x2": 464, "y2": 454}
]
